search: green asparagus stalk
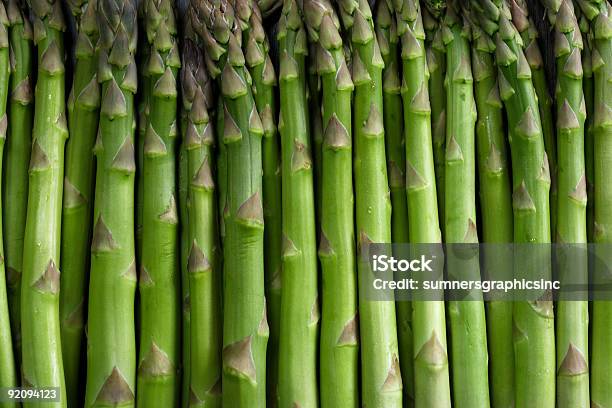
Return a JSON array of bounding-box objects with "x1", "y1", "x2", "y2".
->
[
  {"x1": 578, "y1": 10, "x2": 594, "y2": 242},
  {"x1": 239, "y1": 5, "x2": 282, "y2": 405},
  {"x1": 374, "y1": 1, "x2": 413, "y2": 404},
  {"x1": 20, "y1": 0, "x2": 67, "y2": 403},
  {"x1": 60, "y1": 0, "x2": 100, "y2": 403},
  {"x1": 304, "y1": 1, "x2": 359, "y2": 406},
  {"x1": 541, "y1": 1, "x2": 591, "y2": 406},
  {"x1": 0, "y1": 0, "x2": 16, "y2": 401},
  {"x1": 191, "y1": 1, "x2": 268, "y2": 405},
  {"x1": 84, "y1": 0, "x2": 138, "y2": 405},
  {"x1": 178, "y1": 130, "x2": 190, "y2": 408},
  {"x1": 181, "y1": 38, "x2": 222, "y2": 408},
  {"x1": 276, "y1": 0, "x2": 319, "y2": 405},
  {"x1": 337, "y1": 0, "x2": 401, "y2": 405},
  {"x1": 423, "y1": 7, "x2": 447, "y2": 239},
  {"x1": 395, "y1": 0, "x2": 451, "y2": 406},
  {"x1": 572, "y1": 1, "x2": 612, "y2": 406},
  {"x1": 492, "y1": 6, "x2": 555, "y2": 406},
  {"x1": 471, "y1": 22, "x2": 515, "y2": 408},
  {"x1": 137, "y1": 0, "x2": 181, "y2": 405},
  {"x1": 509, "y1": 0, "x2": 558, "y2": 237},
  {"x1": 443, "y1": 5, "x2": 491, "y2": 407},
  {"x1": 3, "y1": 0, "x2": 33, "y2": 372}
]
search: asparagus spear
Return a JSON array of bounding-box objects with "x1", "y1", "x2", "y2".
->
[
  {"x1": 540, "y1": 0, "x2": 591, "y2": 406},
  {"x1": 3, "y1": 0, "x2": 33, "y2": 372},
  {"x1": 0, "y1": 0, "x2": 16, "y2": 400},
  {"x1": 471, "y1": 20, "x2": 515, "y2": 408},
  {"x1": 395, "y1": 0, "x2": 451, "y2": 406},
  {"x1": 374, "y1": 1, "x2": 414, "y2": 404},
  {"x1": 304, "y1": 1, "x2": 359, "y2": 406},
  {"x1": 572, "y1": 1, "x2": 612, "y2": 406},
  {"x1": 136, "y1": 0, "x2": 181, "y2": 405},
  {"x1": 492, "y1": 5, "x2": 555, "y2": 406},
  {"x1": 84, "y1": 0, "x2": 138, "y2": 405},
  {"x1": 443, "y1": 5, "x2": 491, "y2": 407},
  {"x1": 423, "y1": 7, "x2": 447, "y2": 240},
  {"x1": 239, "y1": 4, "x2": 282, "y2": 404},
  {"x1": 60, "y1": 0, "x2": 100, "y2": 403},
  {"x1": 20, "y1": 0, "x2": 68, "y2": 403},
  {"x1": 181, "y1": 38, "x2": 222, "y2": 408},
  {"x1": 178, "y1": 132, "x2": 190, "y2": 408},
  {"x1": 191, "y1": 1, "x2": 268, "y2": 405},
  {"x1": 276, "y1": 0, "x2": 319, "y2": 405},
  {"x1": 510, "y1": 0, "x2": 558, "y2": 237}
]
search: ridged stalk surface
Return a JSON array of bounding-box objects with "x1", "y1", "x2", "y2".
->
[
  {"x1": 20, "y1": 0, "x2": 68, "y2": 404},
  {"x1": 84, "y1": 0, "x2": 138, "y2": 405},
  {"x1": 305, "y1": 1, "x2": 359, "y2": 406},
  {"x1": 395, "y1": 0, "x2": 451, "y2": 405}
]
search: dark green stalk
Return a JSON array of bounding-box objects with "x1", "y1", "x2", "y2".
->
[
  {"x1": 178, "y1": 132, "x2": 190, "y2": 408},
  {"x1": 493, "y1": 7, "x2": 555, "y2": 406},
  {"x1": 337, "y1": 0, "x2": 401, "y2": 405},
  {"x1": 304, "y1": 1, "x2": 358, "y2": 406},
  {"x1": 240, "y1": 6, "x2": 282, "y2": 405},
  {"x1": 375, "y1": 1, "x2": 413, "y2": 404},
  {"x1": 191, "y1": 1, "x2": 268, "y2": 405},
  {"x1": 84, "y1": 0, "x2": 138, "y2": 405},
  {"x1": 423, "y1": 7, "x2": 447, "y2": 240},
  {"x1": 181, "y1": 39, "x2": 222, "y2": 408},
  {"x1": 3, "y1": 0, "x2": 33, "y2": 373},
  {"x1": 572, "y1": 1, "x2": 612, "y2": 406},
  {"x1": 277, "y1": 1, "x2": 319, "y2": 405},
  {"x1": 0, "y1": 1, "x2": 16, "y2": 402},
  {"x1": 60, "y1": 0, "x2": 99, "y2": 404},
  {"x1": 395, "y1": 0, "x2": 451, "y2": 406},
  {"x1": 20, "y1": 0, "x2": 67, "y2": 404},
  {"x1": 472, "y1": 21, "x2": 515, "y2": 408}
]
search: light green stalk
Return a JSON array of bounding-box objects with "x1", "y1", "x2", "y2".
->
[
  {"x1": 510, "y1": 0, "x2": 558, "y2": 237},
  {"x1": 192, "y1": 1, "x2": 268, "y2": 405},
  {"x1": 423, "y1": 7, "x2": 447, "y2": 240},
  {"x1": 181, "y1": 39, "x2": 222, "y2": 408},
  {"x1": 240, "y1": 6, "x2": 282, "y2": 405},
  {"x1": 471, "y1": 23, "x2": 515, "y2": 408},
  {"x1": 60, "y1": 0, "x2": 99, "y2": 404},
  {"x1": 541, "y1": 0, "x2": 591, "y2": 406},
  {"x1": 443, "y1": 6, "x2": 490, "y2": 407},
  {"x1": 395, "y1": 0, "x2": 451, "y2": 406},
  {"x1": 375, "y1": 1, "x2": 413, "y2": 404},
  {"x1": 3, "y1": 0, "x2": 33, "y2": 373},
  {"x1": 337, "y1": 0, "x2": 401, "y2": 405},
  {"x1": 304, "y1": 1, "x2": 358, "y2": 406},
  {"x1": 137, "y1": 0, "x2": 181, "y2": 405},
  {"x1": 0, "y1": 1, "x2": 16, "y2": 402},
  {"x1": 493, "y1": 6, "x2": 555, "y2": 407},
  {"x1": 84, "y1": 0, "x2": 138, "y2": 405},
  {"x1": 178, "y1": 130, "x2": 190, "y2": 408},
  {"x1": 572, "y1": 1, "x2": 612, "y2": 406},
  {"x1": 277, "y1": 1, "x2": 319, "y2": 406},
  {"x1": 20, "y1": 0, "x2": 67, "y2": 404}
]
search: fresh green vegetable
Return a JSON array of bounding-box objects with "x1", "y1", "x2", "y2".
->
[
  {"x1": 3, "y1": 0, "x2": 33, "y2": 372},
  {"x1": 494, "y1": 8, "x2": 555, "y2": 407},
  {"x1": 20, "y1": 0, "x2": 68, "y2": 404},
  {"x1": 337, "y1": 0, "x2": 401, "y2": 405},
  {"x1": 471, "y1": 21, "x2": 515, "y2": 408},
  {"x1": 192, "y1": 1, "x2": 268, "y2": 405},
  {"x1": 277, "y1": 0, "x2": 319, "y2": 405},
  {"x1": 84, "y1": 0, "x2": 138, "y2": 405},
  {"x1": 395, "y1": 0, "x2": 451, "y2": 405},
  {"x1": 60, "y1": 0, "x2": 100, "y2": 403},
  {"x1": 137, "y1": 0, "x2": 181, "y2": 405},
  {"x1": 304, "y1": 0, "x2": 358, "y2": 406},
  {"x1": 0, "y1": 0, "x2": 16, "y2": 402}
]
